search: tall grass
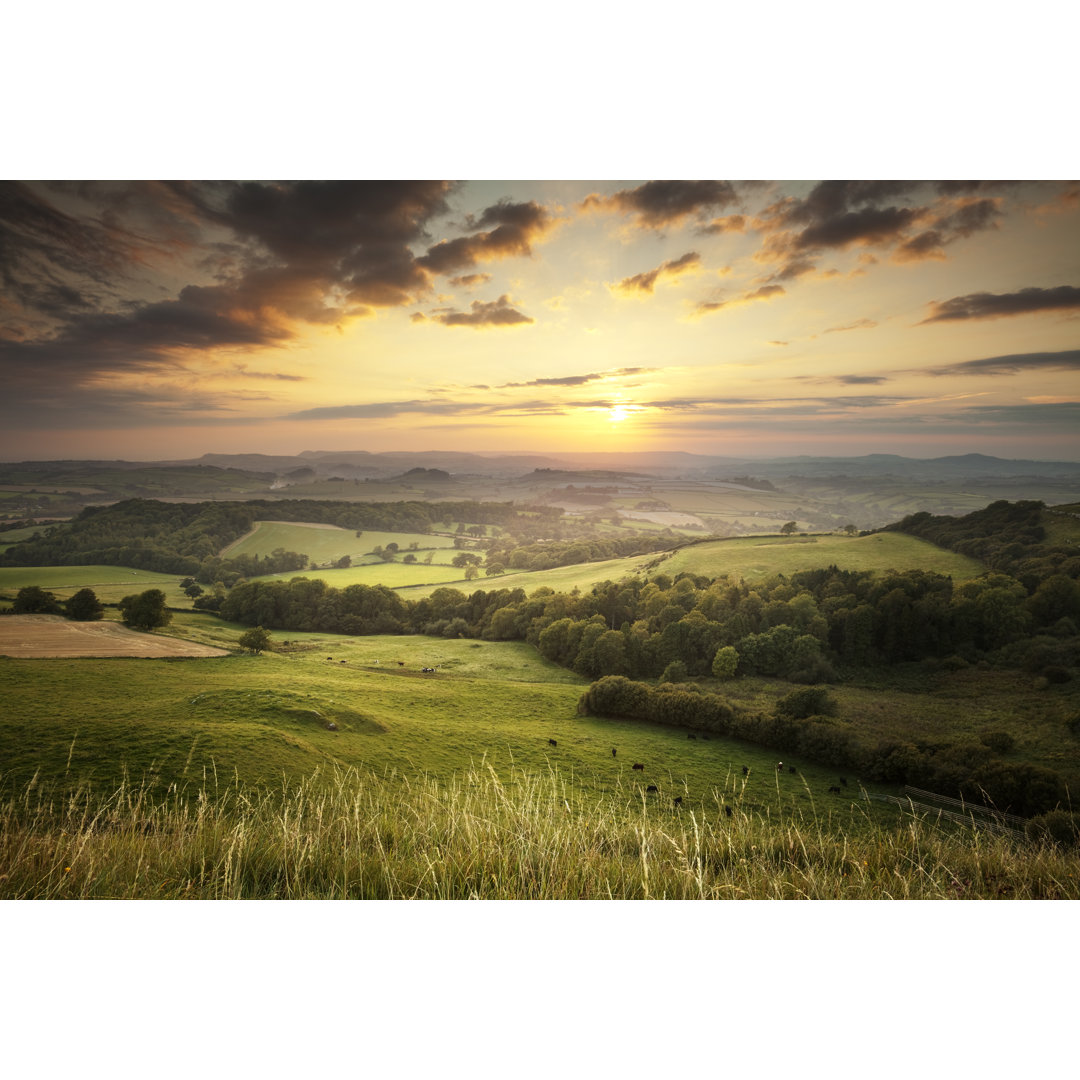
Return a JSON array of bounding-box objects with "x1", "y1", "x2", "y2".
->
[{"x1": 3, "y1": 764, "x2": 1076, "y2": 899}]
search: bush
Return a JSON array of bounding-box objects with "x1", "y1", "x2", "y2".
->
[
  {"x1": 1025, "y1": 809, "x2": 1080, "y2": 848},
  {"x1": 661, "y1": 660, "x2": 688, "y2": 683},
  {"x1": 979, "y1": 730, "x2": 1015, "y2": 754},
  {"x1": 237, "y1": 626, "x2": 272, "y2": 654},
  {"x1": 118, "y1": 589, "x2": 171, "y2": 630},
  {"x1": 776, "y1": 686, "x2": 837, "y2": 720}
]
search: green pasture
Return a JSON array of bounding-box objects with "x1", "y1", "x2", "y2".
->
[
  {"x1": 256, "y1": 562, "x2": 470, "y2": 589},
  {"x1": 0, "y1": 565, "x2": 191, "y2": 606},
  {"x1": 657, "y1": 532, "x2": 984, "y2": 582},
  {"x1": 0, "y1": 627, "x2": 879, "y2": 825},
  {"x1": 222, "y1": 521, "x2": 457, "y2": 563}
]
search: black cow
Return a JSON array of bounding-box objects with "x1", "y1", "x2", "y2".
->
[
  {"x1": 788, "y1": 766, "x2": 796, "y2": 775},
  {"x1": 828, "y1": 785, "x2": 842, "y2": 794},
  {"x1": 611, "y1": 748, "x2": 617, "y2": 758},
  {"x1": 397, "y1": 661, "x2": 405, "y2": 666},
  {"x1": 646, "y1": 784, "x2": 658, "y2": 793},
  {"x1": 742, "y1": 765, "x2": 749, "y2": 777},
  {"x1": 632, "y1": 763, "x2": 644, "y2": 771},
  {"x1": 687, "y1": 733, "x2": 697, "y2": 740},
  {"x1": 673, "y1": 796, "x2": 683, "y2": 807},
  {"x1": 724, "y1": 805, "x2": 733, "y2": 818},
  {"x1": 548, "y1": 738, "x2": 557, "y2": 747},
  {"x1": 839, "y1": 777, "x2": 848, "y2": 787}
]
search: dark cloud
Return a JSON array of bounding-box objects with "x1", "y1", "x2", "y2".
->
[
  {"x1": 417, "y1": 200, "x2": 553, "y2": 276},
  {"x1": 920, "y1": 349, "x2": 1080, "y2": 375},
  {"x1": 614, "y1": 251, "x2": 701, "y2": 294},
  {"x1": 432, "y1": 295, "x2": 534, "y2": 328},
  {"x1": 582, "y1": 181, "x2": 739, "y2": 228},
  {"x1": 754, "y1": 182, "x2": 1020, "y2": 279},
  {"x1": 920, "y1": 286, "x2": 1080, "y2": 323}
]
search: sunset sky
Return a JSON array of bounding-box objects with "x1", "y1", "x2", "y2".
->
[{"x1": 2, "y1": 179, "x2": 1078, "y2": 462}]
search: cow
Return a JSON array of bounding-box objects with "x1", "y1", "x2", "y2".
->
[
  {"x1": 548, "y1": 738, "x2": 557, "y2": 747},
  {"x1": 789, "y1": 766, "x2": 796, "y2": 775},
  {"x1": 724, "y1": 805, "x2": 733, "y2": 818},
  {"x1": 776, "y1": 762, "x2": 784, "y2": 771},
  {"x1": 673, "y1": 796, "x2": 683, "y2": 808},
  {"x1": 632, "y1": 763, "x2": 645, "y2": 771},
  {"x1": 646, "y1": 784, "x2": 658, "y2": 794},
  {"x1": 687, "y1": 733, "x2": 697, "y2": 740},
  {"x1": 828, "y1": 785, "x2": 842, "y2": 794},
  {"x1": 340, "y1": 660, "x2": 347, "y2": 664},
  {"x1": 611, "y1": 748, "x2": 617, "y2": 758},
  {"x1": 327, "y1": 656, "x2": 333, "y2": 661},
  {"x1": 742, "y1": 765, "x2": 749, "y2": 777},
  {"x1": 421, "y1": 667, "x2": 435, "y2": 673},
  {"x1": 839, "y1": 777, "x2": 848, "y2": 787},
  {"x1": 397, "y1": 661, "x2": 405, "y2": 666}
]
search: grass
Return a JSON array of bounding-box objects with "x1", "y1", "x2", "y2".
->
[
  {"x1": 657, "y1": 532, "x2": 984, "y2": 581},
  {"x1": 222, "y1": 521, "x2": 457, "y2": 562},
  {"x1": 0, "y1": 564, "x2": 191, "y2": 606},
  {"x1": 3, "y1": 763, "x2": 1076, "y2": 899}
]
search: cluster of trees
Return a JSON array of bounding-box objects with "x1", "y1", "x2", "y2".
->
[
  {"x1": 893, "y1": 500, "x2": 1080, "y2": 588},
  {"x1": 11, "y1": 585, "x2": 104, "y2": 621},
  {"x1": 483, "y1": 533, "x2": 674, "y2": 573},
  {"x1": 578, "y1": 676, "x2": 1068, "y2": 817}
]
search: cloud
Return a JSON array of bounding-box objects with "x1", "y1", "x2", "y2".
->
[
  {"x1": 417, "y1": 200, "x2": 554, "y2": 276},
  {"x1": 431, "y1": 294, "x2": 534, "y2": 328},
  {"x1": 698, "y1": 214, "x2": 747, "y2": 235},
  {"x1": 581, "y1": 180, "x2": 739, "y2": 229},
  {"x1": 498, "y1": 366, "x2": 655, "y2": 388},
  {"x1": 920, "y1": 349, "x2": 1080, "y2": 375},
  {"x1": 449, "y1": 273, "x2": 492, "y2": 288},
  {"x1": 920, "y1": 286, "x2": 1080, "y2": 324},
  {"x1": 824, "y1": 317, "x2": 878, "y2": 334},
  {"x1": 753, "y1": 182, "x2": 1013, "y2": 279},
  {"x1": 613, "y1": 251, "x2": 701, "y2": 295},
  {"x1": 695, "y1": 283, "x2": 785, "y2": 315}
]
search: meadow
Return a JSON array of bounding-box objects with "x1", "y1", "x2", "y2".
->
[
  {"x1": 0, "y1": 564, "x2": 191, "y2": 605},
  {"x1": 222, "y1": 521, "x2": 458, "y2": 564}
]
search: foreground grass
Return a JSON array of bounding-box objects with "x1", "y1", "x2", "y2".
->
[{"x1": 3, "y1": 765, "x2": 1076, "y2": 899}]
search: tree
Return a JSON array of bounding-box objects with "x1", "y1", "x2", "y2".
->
[
  {"x1": 711, "y1": 645, "x2": 739, "y2": 680},
  {"x1": 119, "y1": 589, "x2": 171, "y2": 630},
  {"x1": 335, "y1": 555, "x2": 352, "y2": 569},
  {"x1": 238, "y1": 626, "x2": 272, "y2": 654},
  {"x1": 184, "y1": 583, "x2": 204, "y2": 598},
  {"x1": 65, "y1": 588, "x2": 104, "y2": 621},
  {"x1": 464, "y1": 565, "x2": 479, "y2": 581},
  {"x1": 843, "y1": 524, "x2": 858, "y2": 536},
  {"x1": 12, "y1": 586, "x2": 62, "y2": 614},
  {"x1": 780, "y1": 521, "x2": 798, "y2": 535}
]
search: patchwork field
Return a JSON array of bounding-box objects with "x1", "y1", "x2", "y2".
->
[
  {"x1": 222, "y1": 520, "x2": 458, "y2": 564},
  {"x1": 0, "y1": 565, "x2": 191, "y2": 606}
]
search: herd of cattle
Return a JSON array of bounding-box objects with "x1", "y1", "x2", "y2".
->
[{"x1": 321, "y1": 654, "x2": 853, "y2": 811}]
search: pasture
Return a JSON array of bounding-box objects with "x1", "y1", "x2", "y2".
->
[
  {"x1": 0, "y1": 621, "x2": 878, "y2": 825},
  {"x1": 222, "y1": 520, "x2": 457, "y2": 564},
  {"x1": 656, "y1": 531, "x2": 984, "y2": 582},
  {"x1": 0, "y1": 564, "x2": 190, "y2": 606}
]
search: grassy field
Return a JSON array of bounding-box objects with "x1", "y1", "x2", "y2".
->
[
  {"x1": 657, "y1": 532, "x2": 984, "y2": 582},
  {"x1": 222, "y1": 521, "x2": 458, "y2": 563},
  {"x1": 5, "y1": 760, "x2": 1077, "y2": 899},
  {"x1": 0, "y1": 565, "x2": 191, "y2": 606}
]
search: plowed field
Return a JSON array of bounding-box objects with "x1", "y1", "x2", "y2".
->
[{"x1": 0, "y1": 615, "x2": 229, "y2": 658}]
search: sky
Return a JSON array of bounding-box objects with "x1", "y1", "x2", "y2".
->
[{"x1": 2, "y1": 178, "x2": 1078, "y2": 462}]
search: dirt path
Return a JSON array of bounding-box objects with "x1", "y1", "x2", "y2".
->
[{"x1": 0, "y1": 615, "x2": 230, "y2": 658}]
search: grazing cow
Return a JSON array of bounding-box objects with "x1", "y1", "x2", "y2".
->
[
  {"x1": 632, "y1": 763, "x2": 644, "y2": 771},
  {"x1": 839, "y1": 777, "x2": 848, "y2": 787},
  {"x1": 646, "y1": 784, "x2": 658, "y2": 794},
  {"x1": 611, "y1": 748, "x2": 617, "y2": 758},
  {"x1": 789, "y1": 766, "x2": 796, "y2": 775},
  {"x1": 687, "y1": 733, "x2": 697, "y2": 740},
  {"x1": 776, "y1": 761, "x2": 784, "y2": 771},
  {"x1": 548, "y1": 738, "x2": 557, "y2": 747},
  {"x1": 397, "y1": 661, "x2": 405, "y2": 666},
  {"x1": 673, "y1": 796, "x2": 683, "y2": 808},
  {"x1": 327, "y1": 722, "x2": 338, "y2": 731},
  {"x1": 327, "y1": 656, "x2": 333, "y2": 661},
  {"x1": 724, "y1": 805, "x2": 733, "y2": 818},
  {"x1": 828, "y1": 785, "x2": 842, "y2": 794},
  {"x1": 421, "y1": 667, "x2": 435, "y2": 673},
  {"x1": 742, "y1": 765, "x2": 749, "y2": 777},
  {"x1": 340, "y1": 660, "x2": 347, "y2": 664}
]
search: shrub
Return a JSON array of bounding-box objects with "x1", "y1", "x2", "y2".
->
[
  {"x1": 776, "y1": 686, "x2": 837, "y2": 720},
  {"x1": 12, "y1": 586, "x2": 62, "y2": 615},
  {"x1": 1025, "y1": 809, "x2": 1080, "y2": 848},
  {"x1": 661, "y1": 660, "x2": 688, "y2": 683},
  {"x1": 979, "y1": 730, "x2": 1015, "y2": 754},
  {"x1": 65, "y1": 588, "x2": 104, "y2": 621}
]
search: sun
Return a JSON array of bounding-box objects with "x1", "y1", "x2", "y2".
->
[{"x1": 608, "y1": 404, "x2": 629, "y2": 424}]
